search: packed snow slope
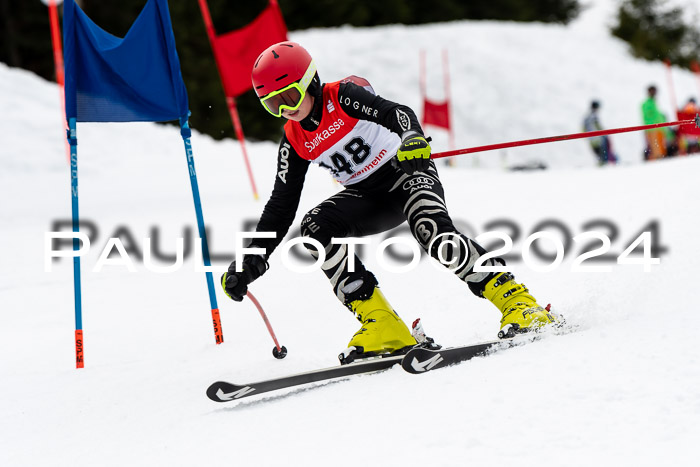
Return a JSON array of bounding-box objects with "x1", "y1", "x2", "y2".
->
[{"x1": 1, "y1": 3, "x2": 699, "y2": 466}]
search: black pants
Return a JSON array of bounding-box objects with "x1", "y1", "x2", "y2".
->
[{"x1": 300, "y1": 161, "x2": 502, "y2": 305}]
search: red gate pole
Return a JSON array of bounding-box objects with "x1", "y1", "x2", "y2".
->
[
  {"x1": 442, "y1": 49, "x2": 455, "y2": 152},
  {"x1": 664, "y1": 59, "x2": 679, "y2": 119},
  {"x1": 226, "y1": 96, "x2": 259, "y2": 200},
  {"x1": 197, "y1": 0, "x2": 259, "y2": 200},
  {"x1": 47, "y1": 0, "x2": 71, "y2": 164},
  {"x1": 692, "y1": 61, "x2": 700, "y2": 102}
]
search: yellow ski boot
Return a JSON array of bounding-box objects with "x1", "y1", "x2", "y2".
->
[
  {"x1": 483, "y1": 272, "x2": 558, "y2": 339},
  {"x1": 339, "y1": 287, "x2": 417, "y2": 364}
]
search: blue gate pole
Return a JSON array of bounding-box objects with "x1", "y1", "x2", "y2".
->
[
  {"x1": 179, "y1": 117, "x2": 223, "y2": 344},
  {"x1": 67, "y1": 118, "x2": 85, "y2": 368}
]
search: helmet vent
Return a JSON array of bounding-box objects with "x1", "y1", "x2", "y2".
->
[
  {"x1": 272, "y1": 50, "x2": 279, "y2": 59},
  {"x1": 275, "y1": 74, "x2": 288, "y2": 82}
]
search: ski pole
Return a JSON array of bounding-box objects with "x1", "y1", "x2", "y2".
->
[
  {"x1": 246, "y1": 291, "x2": 287, "y2": 359},
  {"x1": 432, "y1": 115, "x2": 700, "y2": 159}
]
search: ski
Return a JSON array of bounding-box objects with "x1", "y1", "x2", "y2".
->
[
  {"x1": 401, "y1": 337, "x2": 520, "y2": 374},
  {"x1": 206, "y1": 354, "x2": 404, "y2": 402},
  {"x1": 402, "y1": 315, "x2": 576, "y2": 374},
  {"x1": 207, "y1": 334, "x2": 552, "y2": 402}
]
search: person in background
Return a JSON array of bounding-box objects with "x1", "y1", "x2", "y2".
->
[
  {"x1": 679, "y1": 97, "x2": 699, "y2": 154},
  {"x1": 583, "y1": 100, "x2": 616, "y2": 165},
  {"x1": 641, "y1": 85, "x2": 673, "y2": 160},
  {"x1": 681, "y1": 97, "x2": 698, "y2": 114}
]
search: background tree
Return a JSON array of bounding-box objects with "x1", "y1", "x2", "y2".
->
[
  {"x1": 611, "y1": 0, "x2": 700, "y2": 69},
  {"x1": 1, "y1": 0, "x2": 581, "y2": 142}
]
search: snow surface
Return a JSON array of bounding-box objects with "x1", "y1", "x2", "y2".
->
[{"x1": 1, "y1": 3, "x2": 699, "y2": 466}]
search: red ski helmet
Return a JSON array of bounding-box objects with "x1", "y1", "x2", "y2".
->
[{"x1": 252, "y1": 41, "x2": 317, "y2": 117}]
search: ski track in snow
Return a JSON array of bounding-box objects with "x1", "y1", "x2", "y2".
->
[{"x1": 1, "y1": 2, "x2": 699, "y2": 466}]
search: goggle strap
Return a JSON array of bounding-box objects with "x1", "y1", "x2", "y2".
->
[{"x1": 298, "y1": 60, "x2": 317, "y2": 93}]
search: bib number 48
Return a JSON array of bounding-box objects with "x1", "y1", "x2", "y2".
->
[{"x1": 321, "y1": 137, "x2": 372, "y2": 176}]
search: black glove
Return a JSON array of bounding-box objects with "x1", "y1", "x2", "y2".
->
[
  {"x1": 221, "y1": 254, "x2": 268, "y2": 302},
  {"x1": 396, "y1": 132, "x2": 431, "y2": 174}
]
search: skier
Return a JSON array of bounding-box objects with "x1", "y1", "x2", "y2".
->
[{"x1": 220, "y1": 41, "x2": 558, "y2": 361}]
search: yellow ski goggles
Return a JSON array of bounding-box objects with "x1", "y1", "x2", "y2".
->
[{"x1": 259, "y1": 60, "x2": 317, "y2": 117}]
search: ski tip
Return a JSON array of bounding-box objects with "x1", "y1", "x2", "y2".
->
[
  {"x1": 206, "y1": 382, "x2": 227, "y2": 402},
  {"x1": 400, "y1": 347, "x2": 444, "y2": 374},
  {"x1": 206, "y1": 382, "x2": 257, "y2": 403}
]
